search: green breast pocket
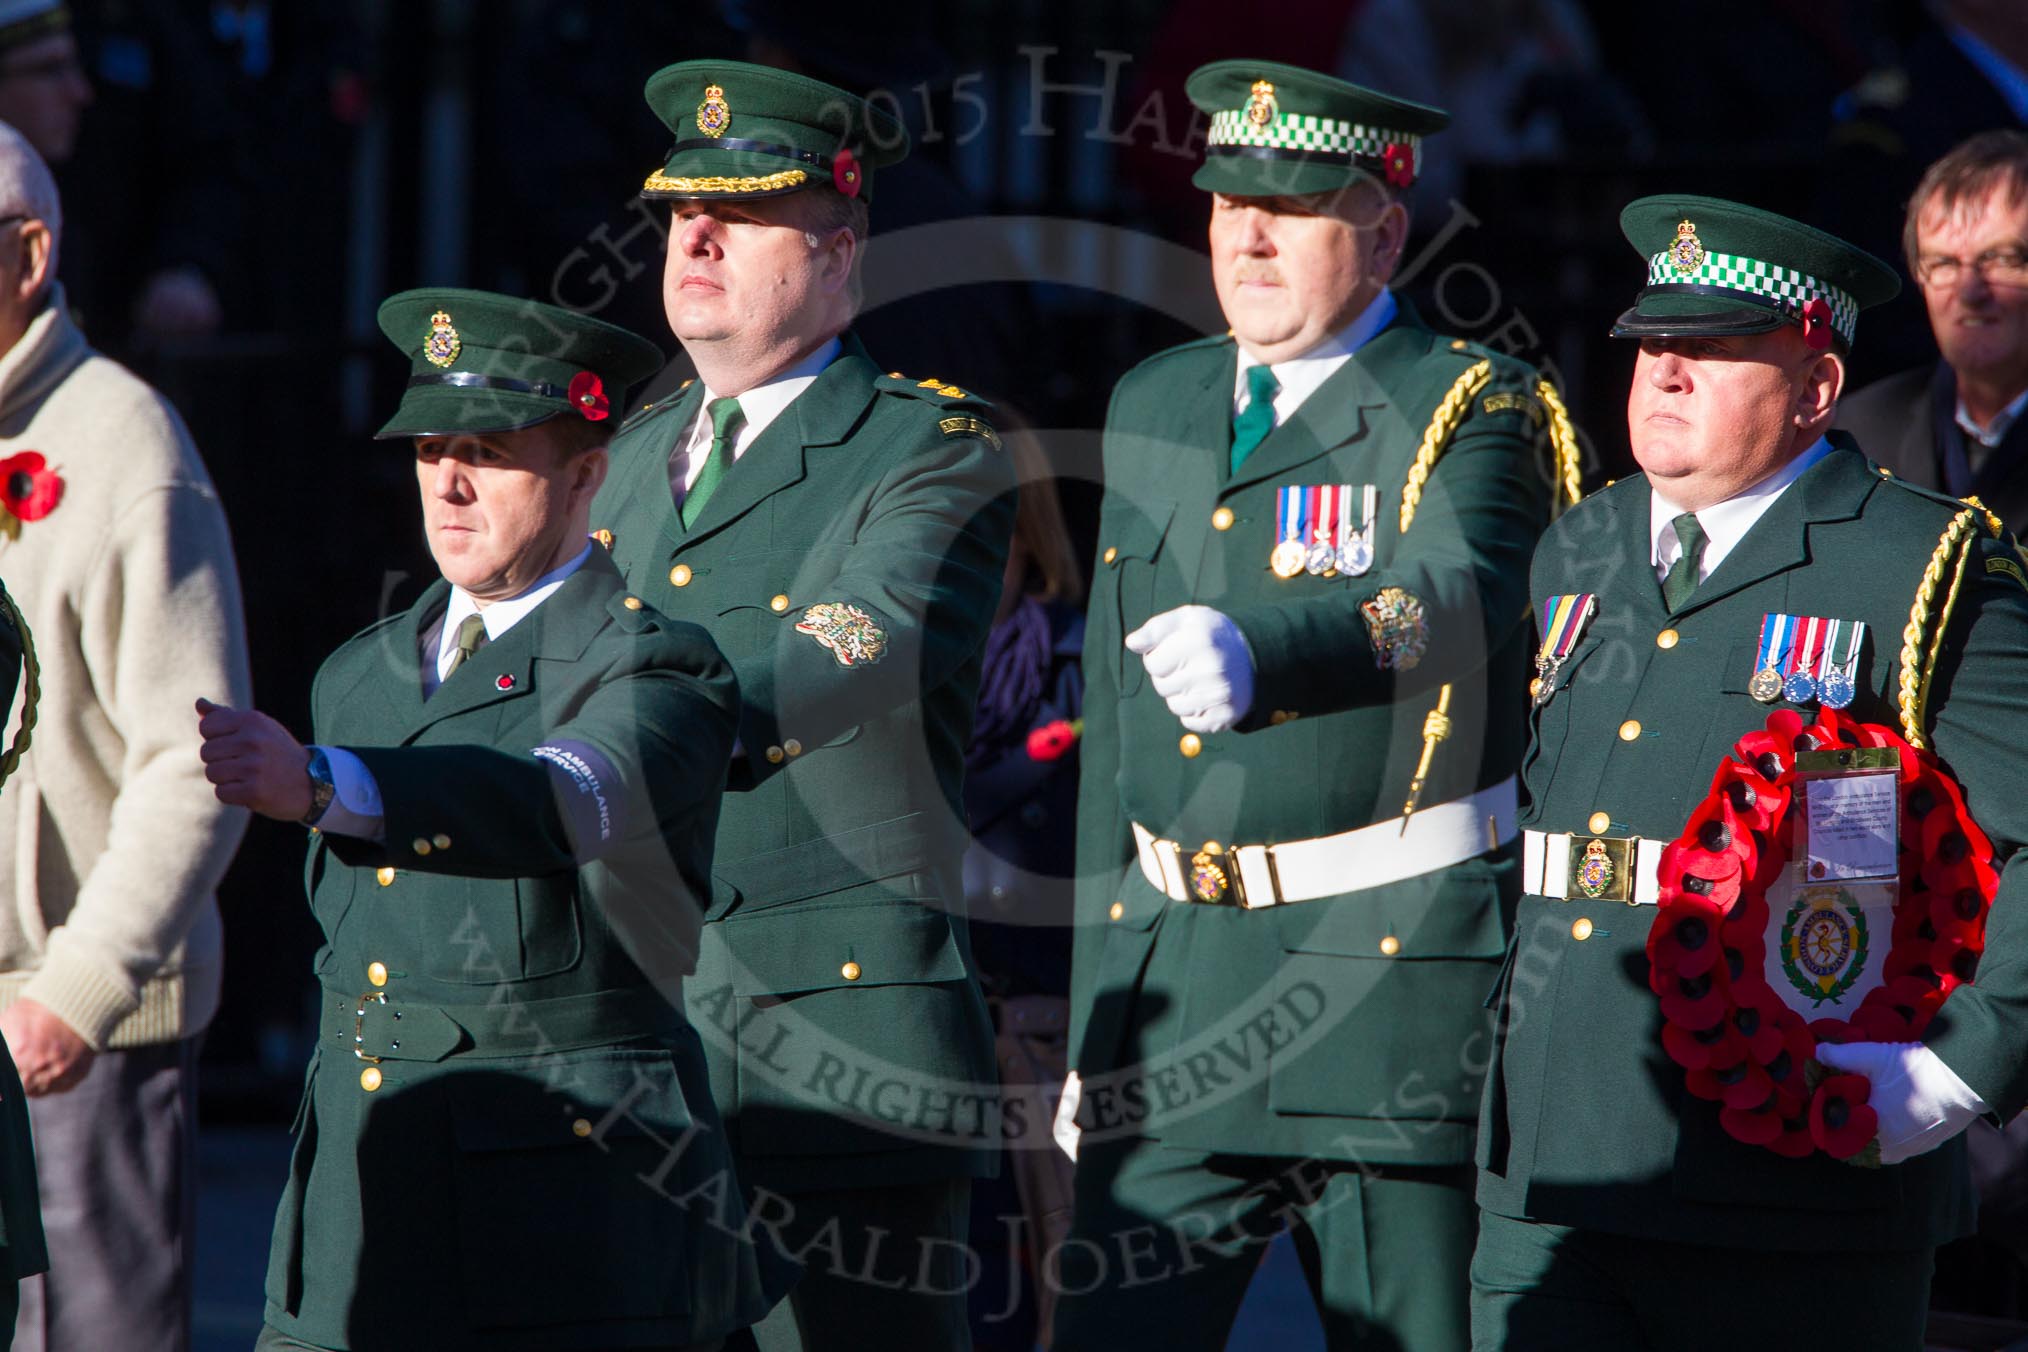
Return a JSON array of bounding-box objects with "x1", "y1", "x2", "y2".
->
[{"x1": 1097, "y1": 501, "x2": 1175, "y2": 696}]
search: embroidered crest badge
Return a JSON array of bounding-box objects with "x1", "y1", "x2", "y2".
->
[
  {"x1": 424, "y1": 310, "x2": 461, "y2": 368},
  {"x1": 1359, "y1": 586, "x2": 1429, "y2": 671},
  {"x1": 1668, "y1": 219, "x2": 1706, "y2": 276},
  {"x1": 796, "y1": 603, "x2": 888, "y2": 668},
  {"x1": 696, "y1": 83, "x2": 731, "y2": 137}
]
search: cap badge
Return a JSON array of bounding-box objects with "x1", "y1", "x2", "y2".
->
[
  {"x1": 1669, "y1": 219, "x2": 1706, "y2": 276},
  {"x1": 424, "y1": 310, "x2": 461, "y2": 369},
  {"x1": 1245, "y1": 80, "x2": 1278, "y2": 128},
  {"x1": 697, "y1": 83, "x2": 731, "y2": 137}
]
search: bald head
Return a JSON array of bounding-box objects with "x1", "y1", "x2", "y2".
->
[
  {"x1": 0, "y1": 121, "x2": 57, "y2": 251},
  {"x1": 0, "y1": 120, "x2": 57, "y2": 357}
]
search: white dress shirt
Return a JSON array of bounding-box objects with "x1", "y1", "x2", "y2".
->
[
  {"x1": 1956, "y1": 386, "x2": 2028, "y2": 466},
  {"x1": 1649, "y1": 437, "x2": 1833, "y2": 586},
  {"x1": 1233, "y1": 289, "x2": 1398, "y2": 425},
  {"x1": 314, "y1": 539, "x2": 598, "y2": 840},
  {"x1": 672, "y1": 336, "x2": 843, "y2": 496}
]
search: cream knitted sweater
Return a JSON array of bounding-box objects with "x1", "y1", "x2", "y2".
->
[{"x1": 0, "y1": 288, "x2": 250, "y2": 1049}]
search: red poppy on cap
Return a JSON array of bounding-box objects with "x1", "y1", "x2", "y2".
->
[
  {"x1": 1381, "y1": 142, "x2": 1415, "y2": 187},
  {"x1": 568, "y1": 372, "x2": 609, "y2": 422},
  {"x1": 833, "y1": 148, "x2": 861, "y2": 198},
  {"x1": 1800, "y1": 297, "x2": 1834, "y2": 351}
]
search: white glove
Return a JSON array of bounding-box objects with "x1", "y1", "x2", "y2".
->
[
  {"x1": 1126, "y1": 606, "x2": 1256, "y2": 734},
  {"x1": 1052, "y1": 1070, "x2": 1082, "y2": 1162},
  {"x1": 1815, "y1": 1041, "x2": 1989, "y2": 1164}
]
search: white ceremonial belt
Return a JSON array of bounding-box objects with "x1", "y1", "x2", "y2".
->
[
  {"x1": 1132, "y1": 777, "x2": 1517, "y2": 909},
  {"x1": 1522, "y1": 829, "x2": 1666, "y2": 906}
]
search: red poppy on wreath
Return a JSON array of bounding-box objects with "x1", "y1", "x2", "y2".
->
[
  {"x1": 1649, "y1": 705, "x2": 1997, "y2": 1162},
  {"x1": 1381, "y1": 142, "x2": 1415, "y2": 187},
  {"x1": 1809, "y1": 1072, "x2": 1879, "y2": 1158},
  {"x1": 833, "y1": 148, "x2": 861, "y2": 199},
  {"x1": 567, "y1": 371, "x2": 609, "y2": 422},
  {"x1": 1026, "y1": 718, "x2": 1082, "y2": 762},
  {"x1": 0, "y1": 450, "x2": 62, "y2": 521},
  {"x1": 1800, "y1": 297, "x2": 1835, "y2": 351}
]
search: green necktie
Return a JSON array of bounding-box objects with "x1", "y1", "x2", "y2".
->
[
  {"x1": 1230, "y1": 363, "x2": 1280, "y2": 474},
  {"x1": 681, "y1": 396, "x2": 746, "y2": 529},
  {"x1": 1660, "y1": 512, "x2": 1707, "y2": 611},
  {"x1": 444, "y1": 612, "x2": 487, "y2": 677}
]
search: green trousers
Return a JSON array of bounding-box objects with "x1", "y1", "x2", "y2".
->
[
  {"x1": 725, "y1": 1178, "x2": 973, "y2": 1352},
  {"x1": 1469, "y1": 1210, "x2": 1934, "y2": 1351},
  {"x1": 1052, "y1": 1137, "x2": 1476, "y2": 1351}
]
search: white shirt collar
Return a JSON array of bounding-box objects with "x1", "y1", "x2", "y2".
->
[
  {"x1": 432, "y1": 540, "x2": 595, "y2": 689},
  {"x1": 1233, "y1": 289, "x2": 1398, "y2": 425},
  {"x1": 1955, "y1": 384, "x2": 2028, "y2": 449},
  {"x1": 677, "y1": 336, "x2": 843, "y2": 492},
  {"x1": 1649, "y1": 437, "x2": 1833, "y2": 584}
]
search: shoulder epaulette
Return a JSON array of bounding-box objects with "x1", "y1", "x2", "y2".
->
[
  {"x1": 874, "y1": 371, "x2": 990, "y2": 405},
  {"x1": 1873, "y1": 465, "x2": 2006, "y2": 536},
  {"x1": 618, "y1": 379, "x2": 694, "y2": 434},
  {"x1": 1119, "y1": 331, "x2": 1232, "y2": 383}
]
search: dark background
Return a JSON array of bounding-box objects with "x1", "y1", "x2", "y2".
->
[{"x1": 49, "y1": 0, "x2": 2012, "y2": 1119}]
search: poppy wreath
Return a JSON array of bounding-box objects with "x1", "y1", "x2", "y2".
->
[{"x1": 1648, "y1": 705, "x2": 1995, "y2": 1161}]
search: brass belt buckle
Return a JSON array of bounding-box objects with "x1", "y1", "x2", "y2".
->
[
  {"x1": 354, "y1": 990, "x2": 388, "y2": 1064},
  {"x1": 1570, "y1": 836, "x2": 1635, "y2": 905},
  {"x1": 1187, "y1": 841, "x2": 1246, "y2": 907}
]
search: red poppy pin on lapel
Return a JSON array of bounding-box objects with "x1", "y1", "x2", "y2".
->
[{"x1": 0, "y1": 451, "x2": 64, "y2": 540}]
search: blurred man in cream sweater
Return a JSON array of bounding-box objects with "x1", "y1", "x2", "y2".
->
[{"x1": 0, "y1": 121, "x2": 248, "y2": 1351}]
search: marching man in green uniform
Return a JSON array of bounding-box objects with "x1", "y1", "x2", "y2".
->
[
  {"x1": 1473, "y1": 199, "x2": 2028, "y2": 1349},
  {"x1": 197, "y1": 291, "x2": 786, "y2": 1351},
  {"x1": 1057, "y1": 62, "x2": 1574, "y2": 1350},
  {"x1": 590, "y1": 62, "x2": 1015, "y2": 1351}
]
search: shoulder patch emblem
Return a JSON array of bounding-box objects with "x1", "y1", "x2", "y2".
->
[
  {"x1": 795, "y1": 602, "x2": 888, "y2": 668},
  {"x1": 1481, "y1": 391, "x2": 1544, "y2": 423},
  {"x1": 938, "y1": 415, "x2": 1002, "y2": 451},
  {"x1": 1988, "y1": 555, "x2": 2028, "y2": 591}
]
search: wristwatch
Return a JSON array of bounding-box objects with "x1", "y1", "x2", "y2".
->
[{"x1": 301, "y1": 746, "x2": 336, "y2": 827}]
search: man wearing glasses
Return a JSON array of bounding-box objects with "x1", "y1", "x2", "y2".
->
[{"x1": 1839, "y1": 130, "x2": 2028, "y2": 535}]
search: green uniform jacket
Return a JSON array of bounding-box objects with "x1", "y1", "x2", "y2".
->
[
  {"x1": 1478, "y1": 441, "x2": 2028, "y2": 1252},
  {"x1": 591, "y1": 336, "x2": 1015, "y2": 1192},
  {"x1": 262, "y1": 552, "x2": 789, "y2": 1351},
  {"x1": 1070, "y1": 304, "x2": 1558, "y2": 1165},
  {"x1": 0, "y1": 582, "x2": 43, "y2": 1283}
]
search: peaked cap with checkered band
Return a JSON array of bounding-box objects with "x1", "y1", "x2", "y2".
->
[
  {"x1": 1612, "y1": 195, "x2": 1901, "y2": 352},
  {"x1": 1186, "y1": 60, "x2": 1448, "y2": 198}
]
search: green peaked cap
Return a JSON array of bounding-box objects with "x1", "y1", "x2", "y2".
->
[
  {"x1": 374, "y1": 288, "x2": 666, "y2": 440},
  {"x1": 1612, "y1": 195, "x2": 1902, "y2": 351},
  {"x1": 639, "y1": 60, "x2": 908, "y2": 204},
  {"x1": 1186, "y1": 59, "x2": 1448, "y2": 198}
]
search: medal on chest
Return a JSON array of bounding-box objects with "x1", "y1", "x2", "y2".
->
[
  {"x1": 1750, "y1": 613, "x2": 1866, "y2": 708},
  {"x1": 1531, "y1": 592, "x2": 1597, "y2": 706},
  {"x1": 1272, "y1": 483, "x2": 1379, "y2": 580}
]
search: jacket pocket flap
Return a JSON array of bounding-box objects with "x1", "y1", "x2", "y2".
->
[
  {"x1": 447, "y1": 1048, "x2": 689, "y2": 1152},
  {"x1": 723, "y1": 902, "x2": 967, "y2": 996},
  {"x1": 1277, "y1": 858, "x2": 1510, "y2": 960}
]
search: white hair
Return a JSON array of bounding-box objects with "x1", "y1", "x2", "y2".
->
[{"x1": 0, "y1": 122, "x2": 60, "y2": 282}]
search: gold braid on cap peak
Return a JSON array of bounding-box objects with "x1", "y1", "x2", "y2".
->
[
  {"x1": 643, "y1": 167, "x2": 809, "y2": 195},
  {"x1": 1400, "y1": 360, "x2": 1491, "y2": 534},
  {"x1": 1898, "y1": 507, "x2": 1982, "y2": 748}
]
